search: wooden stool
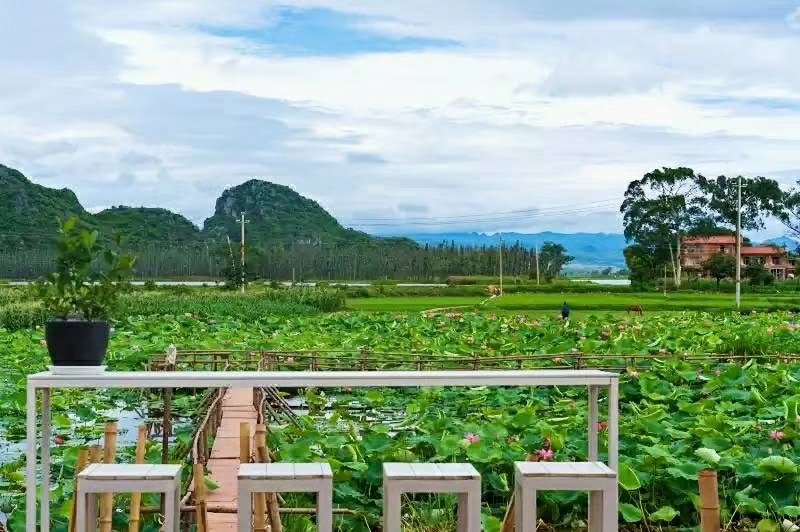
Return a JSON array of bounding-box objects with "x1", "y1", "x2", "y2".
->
[
  {"x1": 238, "y1": 463, "x2": 333, "y2": 532},
  {"x1": 76, "y1": 463, "x2": 182, "y2": 532},
  {"x1": 514, "y1": 461, "x2": 618, "y2": 532},
  {"x1": 383, "y1": 463, "x2": 481, "y2": 532}
]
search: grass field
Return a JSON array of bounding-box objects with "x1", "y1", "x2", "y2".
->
[{"x1": 348, "y1": 291, "x2": 800, "y2": 313}]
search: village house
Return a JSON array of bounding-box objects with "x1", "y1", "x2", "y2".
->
[{"x1": 681, "y1": 235, "x2": 796, "y2": 280}]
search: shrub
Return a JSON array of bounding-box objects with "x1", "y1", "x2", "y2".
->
[
  {"x1": 36, "y1": 217, "x2": 135, "y2": 320},
  {"x1": 446, "y1": 276, "x2": 477, "y2": 286}
]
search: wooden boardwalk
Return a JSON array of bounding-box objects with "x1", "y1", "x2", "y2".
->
[{"x1": 206, "y1": 388, "x2": 257, "y2": 531}]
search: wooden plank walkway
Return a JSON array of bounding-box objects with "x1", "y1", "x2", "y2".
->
[{"x1": 206, "y1": 388, "x2": 257, "y2": 531}]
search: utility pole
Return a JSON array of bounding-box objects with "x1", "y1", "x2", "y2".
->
[
  {"x1": 663, "y1": 264, "x2": 667, "y2": 296},
  {"x1": 239, "y1": 212, "x2": 249, "y2": 293},
  {"x1": 735, "y1": 176, "x2": 742, "y2": 309},
  {"x1": 499, "y1": 237, "x2": 504, "y2": 296},
  {"x1": 535, "y1": 244, "x2": 540, "y2": 285}
]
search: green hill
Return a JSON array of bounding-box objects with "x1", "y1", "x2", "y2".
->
[
  {"x1": 94, "y1": 206, "x2": 201, "y2": 245},
  {"x1": 0, "y1": 164, "x2": 88, "y2": 246},
  {"x1": 0, "y1": 165, "x2": 200, "y2": 247},
  {"x1": 0, "y1": 166, "x2": 409, "y2": 251},
  {"x1": 202, "y1": 179, "x2": 374, "y2": 245}
]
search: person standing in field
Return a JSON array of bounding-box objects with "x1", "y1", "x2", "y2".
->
[{"x1": 561, "y1": 301, "x2": 570, "y2": 320}]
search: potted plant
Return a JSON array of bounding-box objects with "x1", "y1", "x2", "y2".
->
[{"x1": 37, "y1": 217, "x2": 135, "y2": 368}]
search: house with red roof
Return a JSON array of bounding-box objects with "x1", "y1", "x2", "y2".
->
[{"x1": 681, "y1": 235, "x2": 795, "y2": 280}]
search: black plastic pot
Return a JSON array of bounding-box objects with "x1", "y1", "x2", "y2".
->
[{"x1": 45, "y1": 320, "x2": 110, "y2": 366}]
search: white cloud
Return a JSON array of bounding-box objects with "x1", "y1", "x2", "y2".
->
[{"x1": 1, "y1": 0, "x2": 800, "y2": 237}]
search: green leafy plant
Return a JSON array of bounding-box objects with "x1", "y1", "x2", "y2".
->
[{"x1": 36, "y1": 217, "x2": 135, "y2": 320}]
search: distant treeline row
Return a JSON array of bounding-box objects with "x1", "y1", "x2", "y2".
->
[{"x1": 0, "y1": 241, "x2": 553, "y2": 281}]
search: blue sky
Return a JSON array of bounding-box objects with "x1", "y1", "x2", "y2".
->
[
  {"x1": 1, "y1": 0, "x2": 800, "y2": 237},
  {"x1": 206, "y1": 8, "x2": 458, "y2": 56}
]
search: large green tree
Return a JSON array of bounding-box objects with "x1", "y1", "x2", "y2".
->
[
  {"x1": 538, "y1": 241, "x2": 574, "y2": 280},
  {"x1": 702, "y1": 252, "x2": 736, "y2": 288},
  {"x1": 699, "y1": 175, "x2": 787, "y2": 231},
  {"x1": 621, "y1": 167, "x2": 705, "y2": 287},
  {"x1": 780, "y1": 180, "x2": 800, "y2": 240}
]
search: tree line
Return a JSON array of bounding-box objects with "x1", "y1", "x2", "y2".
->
[
  {"x1": 0, "y1": 239, "x2": 574, "y2": 282},
  {"x1": 621, "y1": 168, "x2": 800, "y2": 287}
]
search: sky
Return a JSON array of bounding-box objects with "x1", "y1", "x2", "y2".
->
[{"x1": 2, "y1": 1, "x2": 800, "y2": 237}]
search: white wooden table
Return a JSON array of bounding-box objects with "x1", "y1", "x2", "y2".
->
[{"x1": 25, "y1": 369, "x2": 619, "y2": 532}]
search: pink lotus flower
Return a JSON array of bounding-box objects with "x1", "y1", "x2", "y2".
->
[
  {"x1": 537, "y1": 448, "x2": 554, "y2": 461},
  {"x1": 771, "y1": 430, "x2": 785, "y2": 442},
  {"x1": 597, "y1": 421, "x2": 608, "y2": 432},
  {"x1": 464, "y1": 433, "x2": 480, "y2": 445}
]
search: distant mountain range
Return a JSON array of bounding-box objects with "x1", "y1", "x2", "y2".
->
[
  {"x1": 3, "y1": 163, "x2": 796, "y2": 272},
  {"x1": 762, "y1": 236, "x2": 800, "y2": 250}
]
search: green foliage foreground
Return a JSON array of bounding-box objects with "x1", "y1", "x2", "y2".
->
[
  {"x1": 1, "y1": 311, "x2": 800, "y2": 529},
  {"x1": 0, "y1": 286, "x2": 346, "y2": 330}
]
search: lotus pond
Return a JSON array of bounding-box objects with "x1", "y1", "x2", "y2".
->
[{"x1": 1, "y1": 310, "x2": 800, "y2": 530}]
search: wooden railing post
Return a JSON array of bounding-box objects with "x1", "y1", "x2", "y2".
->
[
  {"x1": 194, "y1": 463, "x2": 209, "y2": 532},
  {"x1": 253, "y1": 425, "x2": 268, "y2": 532},
  {"x1": 240, "y1": 422, "x2": 251, "y2": 463}
]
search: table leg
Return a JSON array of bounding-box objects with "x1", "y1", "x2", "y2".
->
[
  {"x1": 588, "y1": 385, "x2": 599, "y2": 461},
  {"x1": 382, "y1": 484, "x2": 401, "y2": 532},
  {"x1": 26, "y1": 382, "x2": 37, "y2": 532},
  {"x1": 588, "y1": 490, "x2": 603, "y2": 532},
  {"x1": 317, "y1": 481, "x2": 333, "y2": 532},
  {"x1": 608, "y1": 380, "x2": 619, "y2": 471},
  {"x1": 238, "y1": 483, "x2": 252, "y2": 532},
  {"x1": 41, "y1": 389, "x2": 51, "y2": 531}
]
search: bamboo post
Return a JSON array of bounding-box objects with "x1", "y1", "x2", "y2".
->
[
  {"x1": 698, "y1": 470, "x2": 721, "y2": 532},
  {"x1": 100, "y1": 422, "x2": 118, "y2": 532},
  {"x1": 128, "y1": 426, "x2": 148, "y2": 532},
  {"x1": 240, "y1": 422, "x2": 251, "y2": 463},
  {"x1": 253, "y1": 424, "x2": 268, "y2": 532},
  {"x1": 69, "y1": 448, "x2": 89, "y2": 532},
  {"x1": 89, "y1": 445, "x2": 103, "y2": 464},
  {"x1": 194, "y1": 464, "x2": 209, "y2": 532},
  {"x1": 256, "y1": 446, "x2": 283, "y2": 532}
]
